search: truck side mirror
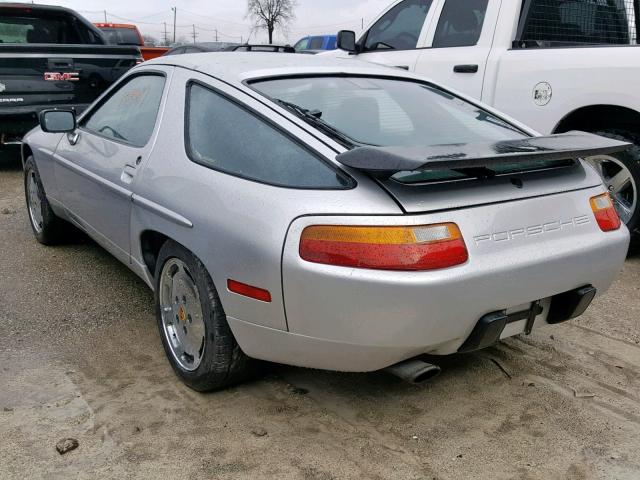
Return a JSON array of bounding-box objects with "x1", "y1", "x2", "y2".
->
[
  {"x1": 337, "y1": 30, "x2": 357, "y2": 53},
  {"x1": 39, "y1": 109, "x2": 76, "y2": 133}
]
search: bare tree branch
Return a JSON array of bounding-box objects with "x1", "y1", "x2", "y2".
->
[{"x1": 246, "y1": 0, "x2": 297, "y2": 44}]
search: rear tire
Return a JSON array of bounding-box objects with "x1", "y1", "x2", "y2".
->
[
  {"x1": 154, "y1": 240, "x2": 255, "y2": 391},
  {"x1": 587, "y1": 130, "x2": 640, "y2": 234},
  {"x1": 24, "y1": 156, "x2": 68, "y2": 245}
]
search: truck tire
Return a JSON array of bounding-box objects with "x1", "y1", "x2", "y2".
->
[
  {"x1": 24, "y1": 156, "x2": 68, "y2": 245},
  {"x1": 586, "y1": 130, "x2": 640, "y2": 234},
  {"x1": 154, "y1": 240, "x2": 256, "y2": 391}
]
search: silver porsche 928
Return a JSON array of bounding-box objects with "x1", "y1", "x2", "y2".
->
[{"x1": 22, "y1": 53, "x2": 630, "y2": 390}]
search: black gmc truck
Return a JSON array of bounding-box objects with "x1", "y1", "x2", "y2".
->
[{"x1": 0, "y1": 3, "x2": 141, "y2": 149}]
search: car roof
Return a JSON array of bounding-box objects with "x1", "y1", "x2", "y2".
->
[{"x1": 145, "y1": 52, "x2": 411, "y2": 86}]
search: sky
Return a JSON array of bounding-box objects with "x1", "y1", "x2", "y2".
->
[{"x1": 24, "y1": 0, "x2": 393, "y2": 45}]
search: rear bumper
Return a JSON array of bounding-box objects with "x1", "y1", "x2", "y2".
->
[
  {"x1": 458, "y1": 285, "x2": 597, "y2": 353},
  {"x1": 230, "y1": 186, "x2": 629, "y2": 372}
]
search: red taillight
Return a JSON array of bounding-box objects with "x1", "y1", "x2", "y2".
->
[
  {"x1": 590, "y1": 193, "x2": 621, "y2": 232},
  {"x1": 299, "y1": 223, "x2": 468, "y2": 271},
  {"x1": 227, "y1": 280, "x2": 272, "y2": 303}
]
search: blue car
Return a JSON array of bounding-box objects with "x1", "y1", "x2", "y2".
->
[{"x1": 294, "y1": 34, "x2": 337, "y2": 53}]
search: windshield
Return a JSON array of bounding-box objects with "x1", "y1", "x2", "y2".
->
[
  {"x1": 99, "y1": 27, "x2": 141, "y2": 45},
  {"x1": 252, "y1": 76, "x2": 571, "y2": 183}
]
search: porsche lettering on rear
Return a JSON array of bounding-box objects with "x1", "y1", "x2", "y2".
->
[{"x1": 474, "y1": 215, "x2": 592, "y2": 245}]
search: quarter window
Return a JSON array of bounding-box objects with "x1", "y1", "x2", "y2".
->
[
  {"x1": 364, "y1": 0, "x2": 433, "y2": 51},
  {"x1": 432, "y1": 0, "x2": 489, "y2": 48},
  {"x1": 186, "y1": 83, "x2": 351, "y2": 189},
  {"x1": 83, "y1": 75, "x2": 165, "y2": 147}
]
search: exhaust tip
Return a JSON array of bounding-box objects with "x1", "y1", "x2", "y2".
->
[
  {"x1": 384, "y1": 359, "x2": 442, "y2": 385},
  {"x1": 412, "y1": 365, "x2": 441, "y2": 384}
]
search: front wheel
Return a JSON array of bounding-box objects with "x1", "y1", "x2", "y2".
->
[
  {"x1": 154, "y1": 240, "x2": 255, "y2": 391},
  {"x1": 24, "y1": 156, "x2": 67, "y2": 245},
  {"x1": 586, "y1": 130, "x2": 640, "y2": 233}
]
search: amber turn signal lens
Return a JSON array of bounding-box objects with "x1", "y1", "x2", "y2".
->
[
  {"x1": 590, "y1": 193, "x2": 621, "y2": 232},
  {"x1": 300, "y1": 223, "x2": 468, "y2": 271}
]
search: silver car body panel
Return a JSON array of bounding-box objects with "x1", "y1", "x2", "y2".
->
[{"x1": 22, "y1": 53, "x2": 630, "y2": 372}]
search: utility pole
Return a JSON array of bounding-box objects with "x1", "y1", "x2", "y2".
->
[
  {"x1": 172, "y1": 7, "x2": 177, "y2": 44},
  {"x1": 163, "y1": 22, "x2": 168, "y2": 46},
  {"x1": 635, "y1": 0, "x2": 640, "y2": 43},
  {"x1": 192, "y1": 24, "x2": 197, "y2": 43},
  {"x1": 361, "y1": 18, "x2": 364, "y2": 30},
  {"x1": 104, "y1": 10, "x2": 107, "y2": 22},
  {"x1": 215, "y1": 29, "x2": 218, "y2": 42}
]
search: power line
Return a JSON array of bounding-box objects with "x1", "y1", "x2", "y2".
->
[{"x1": 178, "y1": 8, "x2": 251, "y2": 27}]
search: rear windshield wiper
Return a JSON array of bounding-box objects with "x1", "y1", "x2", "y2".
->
[{"x1": 274, "y1": 99, "x2": 361, "y2": 148}]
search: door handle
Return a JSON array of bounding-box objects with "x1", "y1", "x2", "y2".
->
[
  {"x1": 395, "y1": 65, "x2": 410, "y2": 70},
  {"x1": 120, "y1": 164, "x2": 137, "y2": 184},
  {"x1": 453, "y1": 64, "x2": 479, "y2": 73}
]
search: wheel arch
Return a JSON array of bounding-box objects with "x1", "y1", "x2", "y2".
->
[
  {"x1": 21, "y1": 142, "x2": 34, "y2": 169},
  {"x1": 139, "y1": 229, "x2": 170, "y2": 278},
  {"x1": 553, "y1": 105, "x2": 640, "y2": 136}
]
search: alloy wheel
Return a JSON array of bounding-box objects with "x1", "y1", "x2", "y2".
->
[
  {"x1": 26, "y1": 169, "x2": 44, "y2": 233},
  {"x1": 159, "y1": 258, "x2": 206, "y2": 371}
]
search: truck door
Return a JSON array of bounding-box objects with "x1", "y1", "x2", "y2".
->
[
  {"x1": 415, "y1": 0, "x2": 499, "y2": 100},
  {"x1": 356, "y1": 0, "x2": 437, "y2": 72}
]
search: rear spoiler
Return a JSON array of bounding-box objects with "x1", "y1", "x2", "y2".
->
[{"x1": 335, "y1": 131, "x2": 631, "y2": 179}]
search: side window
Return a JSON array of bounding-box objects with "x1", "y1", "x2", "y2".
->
[
  {"x1": 83, "y1": 75, "x2": 165, "y2": 147},
  {"x1": 519, "y1": 0, "x2": 637, "y2": 46},
  {"x1": 309, "y1": 37, "x2": 325, "y2": 49},
  {"x1": 186, "y1": 83, "x2": 351, "y2": 189},
  {"x1": 432, "y1": 0, "x2": 489, "y2": 48},
  {"x1": 364, "y1": 0, "x2": 433, "y2": 51}
]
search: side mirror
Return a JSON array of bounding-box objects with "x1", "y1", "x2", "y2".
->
[
  {"x1": 39, "y1": 109, "x2": 76, "y2": 133},
  {"x1": 337, "y1": 30, "x2": 357, "y2": 53}
]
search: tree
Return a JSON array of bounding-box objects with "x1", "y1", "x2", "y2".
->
[
  {"x1": 142, "y1": 34, "x2": 159, "y2": 47},
  {"x1": 246, "y1": 0, "x2": 297, "y2": 44}
]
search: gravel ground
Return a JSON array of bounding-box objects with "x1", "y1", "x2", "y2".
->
[{"x1": 1, "y1": 150, "x2": 640, "y2": 480}]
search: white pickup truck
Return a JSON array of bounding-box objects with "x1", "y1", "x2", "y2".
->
[{"x1": 326, "y1": 0, "x2": 640, "y2": 232}]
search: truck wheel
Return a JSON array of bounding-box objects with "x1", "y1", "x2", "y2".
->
[
  {"x1": 154, "y1": 240, "x2": 255, "y2": 391},
  {"x1": 586, "y1": 130, "x2": 640, "y2": 233},
  {"x1": 24, "y1": 156, "x2": 67, "y2": 245}
]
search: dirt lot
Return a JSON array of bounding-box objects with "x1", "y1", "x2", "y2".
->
[{"x1": 1, "y1": 151, "x2": 640, "y2": 480}]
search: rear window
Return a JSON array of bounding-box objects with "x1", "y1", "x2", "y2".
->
[
  {"x1": 0, "y1": 10, "x2": 101, "y2": 44},
  {"x1": 518, "y1": 0, "x2": 639, "y2": 46},
  {"x1": 432, "y1": 0, "x2": 489, "y2": 48},
  {"x1": 99, "y1": 27, "x2": 141, "y2": 46},
  {"x1": 252, "y1": 76, "x2": 573, "y2": 184}
]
